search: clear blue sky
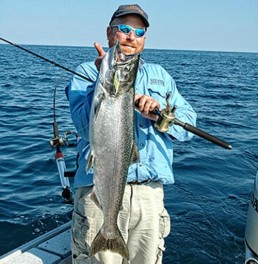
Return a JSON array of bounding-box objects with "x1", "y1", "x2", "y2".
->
[{"x1": 1, "y1": 0, "x2": 258, "y2": 52}]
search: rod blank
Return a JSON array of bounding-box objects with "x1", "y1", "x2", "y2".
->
[{"x1": 174, "y1": 118, "x2": 232, "y2": 150}]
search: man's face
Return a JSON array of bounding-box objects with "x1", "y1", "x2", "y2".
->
[{"x1": 107, "y1": 14, "x2": 146, "y2": 55}]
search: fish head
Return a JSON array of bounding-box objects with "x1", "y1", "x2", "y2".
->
[{"x1": 100, "y1": 41, "x2": 140, "y2": 96}]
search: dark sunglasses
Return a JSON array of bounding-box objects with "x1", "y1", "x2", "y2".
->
[{"x1": 111, "y1": 24, "x2": 146, "y2": 38}]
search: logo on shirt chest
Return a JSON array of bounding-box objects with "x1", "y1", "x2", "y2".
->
[{"x1": 150, "y1": 79, "x2": 165, "y2": 87}]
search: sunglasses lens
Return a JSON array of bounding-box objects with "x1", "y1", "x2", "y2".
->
[
  {"x1": 117, "y1": 24, "x2": 145, "y2": 38},
  {"x1": 119, "y1": 24, "x2": 132, "y2": 34},
  {"x1": 135, "y1": 29, "x2": 145, "y2": 37}
]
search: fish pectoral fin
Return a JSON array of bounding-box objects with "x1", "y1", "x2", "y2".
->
[
  {"x1": 86, "y1": 153, "x2": 94, "y2": 171},
  {"x1": 130, "y1": 140, "x2": 140, "y2": 164},
  {"x1": 90, "y1": 190, "x2": 102, "y2": 209},
  {"x1": 113, "y1": 70, "x2": 120, "y2": 95}
]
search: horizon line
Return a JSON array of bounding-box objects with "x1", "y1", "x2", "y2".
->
[{"x1": 0, "y1": 42, "x2": 257, "y2": 55}]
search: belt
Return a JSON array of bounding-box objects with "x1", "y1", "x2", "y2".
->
[{"x1": 127, "y1": 179, "x2": 152, "y2": 185}]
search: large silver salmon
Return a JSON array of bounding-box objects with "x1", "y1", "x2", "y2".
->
[{"x1": 87, "y1": 42, "x2": 140, "y2": 260}]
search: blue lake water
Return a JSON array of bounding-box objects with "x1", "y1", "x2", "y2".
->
[{"x1": 0, "y1": 44, "x2": 257, "y2": 263}]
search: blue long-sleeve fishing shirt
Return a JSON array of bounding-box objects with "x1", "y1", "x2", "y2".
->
[{"x1": 65, "y1": 59, "x2": 197, "y2": 188}]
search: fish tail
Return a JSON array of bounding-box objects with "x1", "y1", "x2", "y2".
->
[{"x1": 89, "y1": 226, "x2": 129, "y2": 260}]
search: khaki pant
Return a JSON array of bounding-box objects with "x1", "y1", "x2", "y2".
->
[{"x1": 71, "y1": 182, "x2": 170, "y2": 264}]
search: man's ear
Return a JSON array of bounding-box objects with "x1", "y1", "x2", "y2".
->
[{"x1": 106, "y1": 26, "x2": 112, "y2": 39}]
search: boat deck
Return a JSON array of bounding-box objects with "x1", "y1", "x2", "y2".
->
[{"x1": 0, "y1": 221, "x2": 72, "y2": 264}]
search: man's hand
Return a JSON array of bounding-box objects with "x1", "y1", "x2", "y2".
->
[
  {"x1": 94, "y1": 42, "x2": 105, "y2": 70},
  {"x1": 134, "y1": 94, "x2": 160, "y2": 121}
]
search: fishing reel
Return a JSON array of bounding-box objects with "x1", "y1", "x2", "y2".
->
[
  {"x1": 154, "y1": 94, "x2": 176, "y2": 133},
  {"x1": 50, "y1": 130, "x2": 73, "y2": 148}
]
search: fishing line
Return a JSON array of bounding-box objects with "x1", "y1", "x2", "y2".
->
[{"x1": 0, "y1": 37, "x2": 92, "y2": 82}]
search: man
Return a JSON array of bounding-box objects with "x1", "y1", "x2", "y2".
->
[{"x1": 66, "y1": 4, "x2": 197, "y2": 264}]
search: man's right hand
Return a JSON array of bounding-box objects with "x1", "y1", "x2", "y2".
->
[{"x1": 94, "y1": 42, "x2": 105, "y2": 71}]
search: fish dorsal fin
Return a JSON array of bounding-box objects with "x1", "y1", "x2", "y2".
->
[{"x1": 94, "y1": 92, "x2": 105, "y2": 118}]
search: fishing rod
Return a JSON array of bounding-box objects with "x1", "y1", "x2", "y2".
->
[
  {"x1": 0, "y1": 37, "x2": 78, "y2": 203},
  {"x1": 50, "y1": 86, "x2": 73, "y2": 204},
  {"x1": 136, "y1": 96, "x2": 232, "y2": 150},
  {"x1": 0, "y1": 37, "x2": 92, "y2": 82},
  {"x1": 2, "y1": 37, "x2": 232, "y2": 149},
  {"x1": 0, "y1": 37, "x2": 74, "y2": 201}
]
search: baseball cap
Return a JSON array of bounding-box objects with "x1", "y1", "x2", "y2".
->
[{"x1": 109, "y1": 4, "x2": 149, "y2": 27}]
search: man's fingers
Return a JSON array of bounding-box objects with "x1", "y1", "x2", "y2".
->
[
  {"x1": 94, "y1": 42, "x2": 105, "y2": 57},
  {"x1": 134, "y1": 94, "x2": 160, "y2": 115},
  {"x1": 94, "y1": 42, "x2": 106, "y2": 70}
]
